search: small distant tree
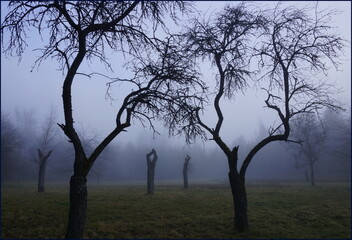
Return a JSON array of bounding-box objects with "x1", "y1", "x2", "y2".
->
[
  {"x1": 322, "y1": 108, "x2": 351, "y2": 180},
  {"x1": 290, "y1": 113, "x2": 326, "y2": 186},
  {"x1": 146, "y1": 148, "x2": 158, "y2": 194},
  {"x1": 34, "y1": 107, "x2": 57, "y2": 192},
  {"x1": 183, "y1": 155, "x2": 191, "y2": 189}
]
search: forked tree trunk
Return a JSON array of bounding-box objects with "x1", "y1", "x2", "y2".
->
[
  {"x1": 65, "y1": 175, "x2": 88, "y2": 239},
  {"x1": 227, "y1": 146, "x2": 249, "y2": 232},
  {"x1": 183, "y1": 155, "x2": 191, "y2": 189},
  {"x1": 228, "y1": 171, "x2": 249, "y2": 232},
  {"x1": 146, "y1": 149, "x2": 158, "y2": 194},
  {"x1": 38, "y1": 161, "x2": 47, "y2": 192},
  {"x1": 37, "y1": 149, "x2": 52, "y2": 193}
]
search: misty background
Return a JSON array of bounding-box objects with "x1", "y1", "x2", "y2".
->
[{"x1": 1, "y1": 1, "x2": 351, "y2": 185}]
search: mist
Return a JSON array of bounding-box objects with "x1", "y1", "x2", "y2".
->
[{"x1": 2, "y1": 107, "x2": 350, "y2": 185}]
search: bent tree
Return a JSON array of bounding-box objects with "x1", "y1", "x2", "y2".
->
[
  {"x1": 1, "y1": 1, "x2": 205, "y2": 238},
  {"x1": 184, "y1": 3, "x2": 345, "y2": 232},
  {"x1": 146, "y1": 148, "x2": 158, "y2": 194},
  {"x1": 183, "y1": 154, "x2": 191, "y2": 189}
]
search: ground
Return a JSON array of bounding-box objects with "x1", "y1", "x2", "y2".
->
[{"x1": 1, "y1": 181, "x2": 350, "y2": 239}]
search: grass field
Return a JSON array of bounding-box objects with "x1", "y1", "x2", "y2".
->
[{"x1": 1, "y1": 181, "x2": 350, "y2": 239}]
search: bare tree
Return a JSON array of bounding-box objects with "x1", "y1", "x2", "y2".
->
[
  {"x1": 183, "y1": 3, "x2": 345, "y2": 232},
  {"x1": 323, "y1": 108, "x2": 351, "y2": 176},
  {"x1": 33, "y1": 107, "x2": 57, "y2": 192},
  {"x1": 183, "y1": 4, "x2": 263, "y2": 232},
  {"x1": 146, "y1": 148, "x2": 158, "y2": 194},
  {"x1": 1, "y1": 2, "x2": 204, "y2": 238},
  {"x1": 183, "y1": 155, "x2": 191, "y2": 189},
  {"x1": 290, "y1": 113, "x2": 326, "y2": 186}
]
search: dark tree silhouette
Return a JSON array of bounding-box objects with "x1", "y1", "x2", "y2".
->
[
  {"x1": 1, "y1": 1, "x2": 204, "y2": 238},
  {"x1": 183, "y1": 155, "x2": 191, "y2": 189},
  {"x1": 146, "y1": 148, "x2": 158, "y2": 194},
  {"x1": 183, "y1": 4, "x2": 263, "y2": 232},
  {"x1": 183, "y1": 3, "x2": 345, "y2": 232},
  {"x1": 290, "y1": 113, "x2": 326, "y2": 186}
]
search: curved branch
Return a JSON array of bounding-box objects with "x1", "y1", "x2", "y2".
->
[{"x1": 83, "y1": 1, "x2": 140, "y2": 34}]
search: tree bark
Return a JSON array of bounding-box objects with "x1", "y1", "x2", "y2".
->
[
  {"x1": 228, "y1": 171, "x2": 249, "y2": 232},
  {"x1": 65, "y1": 175, "x2": 88, "y2": 239},
  {"x1": 183, "y1": 155, "x2": 191, "y2": 189},
  {"x1": 227, "y1": 147, "x2": 249, "y2": 232},
  {"x1": 146, "y1": 149, "x2": 158, "y2": 194}
]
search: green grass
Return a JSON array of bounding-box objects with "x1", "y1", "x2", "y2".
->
[{"x1": 1, "y1": 181, "x2": 350, "y2": 239}]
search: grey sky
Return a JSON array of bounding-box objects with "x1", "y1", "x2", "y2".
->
[{"x1": 1, "y1": 1, "x2": 351, "y2": 151}]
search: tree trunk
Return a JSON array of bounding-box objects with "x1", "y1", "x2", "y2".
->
[
  {"x1": 225, "y1": 146, "x2": 249, "y2": 232},
  {"x1": 38, "y1": 160, "x2": 46, "y2": 192},
  {"x1": 147, "y1": 165, "x2": 155, "y2": 194},
  {"x1": 228, "y1": 171, "x2": 249, "y2": 232},
  {"x1": 310, "y1": 163, "x2": 315, "y2": 186},
  {"x1": 146, "y1": 149, "x2": 158, "y2": 194},
  {"x1": 37, "y1": 149, "x2": 52, "y2": 193},
  {"x1": 183, "y1": 155, "x2": 190, "y2": 189},
  {"x1": 65, "y1": 175, "x2": 88, "y2": 239},
  {"x1": 183, "y1": 166, "x2": 188, "y2": 189}
]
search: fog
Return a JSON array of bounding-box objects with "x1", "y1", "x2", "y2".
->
[
  {"x1": 1, "y1": 1, "x2": 351, "y2": 185},
  {"x1": 2, "y1": 108, "x2": 350, "y2": 184}
]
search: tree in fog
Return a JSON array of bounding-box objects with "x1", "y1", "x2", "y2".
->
[
  {"x1": 183, "y1": 4, "x2": 262, "y2": 232},
  {"x1": 183, "y1": 3, "x2": 345, "y2": 232},
  {"x1": 33, "y1": 107, "x2": 57, "y2": 192},
  {"x1": 183, "y1": 155, "x2": 191, "y2": 189},
  {"x1": 331, "y1": 113, "x2": 351, "y2": 171},
  {"x1": 290, "y1": 113, "x2": 325, "y2": 186},
  {"x1": 1, "y1": 2, "x2": 205, "y2": 238},
  {"x1": 1, "y1": 114, "x2": 22, "y2": 181},
  {"x1": 11, "y1": 109, "x2": 39, "y2": 181},
  {"x1": 146, "y1": 148, "x2": 158, "y2": 194},
  {"x1": 323, "y1": 108, "x2": 351, "y2": 176}
]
